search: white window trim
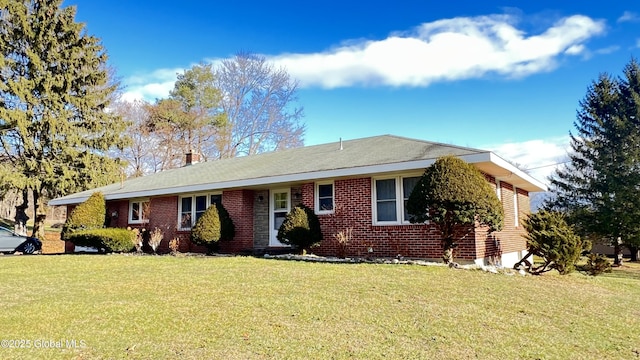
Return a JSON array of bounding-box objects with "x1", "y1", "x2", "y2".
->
[
  {"x1": 315, "y1": 181, "x2": 335, "y2": 215},
  {"x1": 372, "y1": 174, "x2": 421, "y2": 226},
  {"x1": 129, "y1": 199, "x2": 150, "y2": 224},
  {"x1": 496, "y1": 180, "x2": 502, "y2": 201},
  {"x1": 178, "y1": 192, "x2": 222, "y2": 231}
]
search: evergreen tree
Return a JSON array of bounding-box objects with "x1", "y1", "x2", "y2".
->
[
  {"x1": 62, "y1": 192, "x2": 106, "y2": 240},
  {"x1": 277, "y1": 204, "x2": 323, "y2": 254},
  {"x1": 546, "y1": 58, "x2": 640, "y2": 264},
  {"x1": 516, "y1": 210, "x2": 584, "y2": 275},
  {"x1": 191, "y1": 202, "x2": 235, "y2": 253},
  {"x1": 407, "y1": 156, "x2": 504, "y2": 264},
  {"x1": 0, "y1": 0, "x2": 127, "y2": 239},
  {"x1": 145, "y1": 63, "x2": 225, "y2": 168}
]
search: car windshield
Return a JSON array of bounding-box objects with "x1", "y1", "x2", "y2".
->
[{"x1": 0, "y1": 227, "x2": 17, "y2": 236}]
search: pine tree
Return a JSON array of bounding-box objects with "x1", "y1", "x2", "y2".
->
[
  {"x1": 547, "y1": 58, "x2": 640, "y2": 264},
  {"x1": 0, "y1": 0, "x2": 128, "y2": 239}
]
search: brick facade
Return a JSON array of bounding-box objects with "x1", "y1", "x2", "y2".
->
[
  {"x1": 68, "y1": 173, "x2": 530, "y2": 263},
  {"x1": 306, "y1": 177, "x2": 511, "y2": 261},
  {"x1": 219, "y1": 189, "x2": 254, "y2": 253}
]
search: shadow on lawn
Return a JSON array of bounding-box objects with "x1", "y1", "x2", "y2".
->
[{"x1": 603, "y1": 262, "x2": 640, "y2": 281}]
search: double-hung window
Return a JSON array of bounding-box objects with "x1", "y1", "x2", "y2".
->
[
  {"x1": 179, "y1": 193, "x2": 222, "y2": 230},
  {"x1": 315, "y1": 182, "x2": 334, "y2": 214},
  {"x1": 129, "y1": 199, "x2": 150, "y2": 224},
  {"x1": 373, "y1": 175, "x2": 421, "y2": 225}
]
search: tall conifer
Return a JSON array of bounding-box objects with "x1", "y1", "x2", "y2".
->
[
  {"x1": 0, "y1": 0, "x2": 128, "y2": 238},
  {"x1": 547, "y1": 59, "x2": 640, "y2": 263}
]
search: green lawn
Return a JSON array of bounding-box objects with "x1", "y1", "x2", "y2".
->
[{"x1": 0, "y1": 255, "x2": 638, "y2": 360}]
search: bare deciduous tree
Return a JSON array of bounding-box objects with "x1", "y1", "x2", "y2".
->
[
  {"x1": 111, "y1": 99, "x2": 161, "y2": 177},
  {"x1": 214, "y1": 52, "x2": 305, "y2": 158}
]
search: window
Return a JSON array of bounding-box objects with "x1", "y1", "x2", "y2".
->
[
  {"x1": 179, "y1": 193, "x2": 222, "y2": 230},
  {"x1": 376, "y1": 179, "x2": 397, "y2": 222},
  {"x1": 315, "y1": 182, "x2": 334, "y2": 213},
  {"x1": 129, "y1": 199, "x2": 150, "y2": 224},
  {"x1": 373, "y1": 176, "x2": 420, "y2": 225},
  {"x1": 402, "y1": 177, "x2": 420, "y2": 222}
]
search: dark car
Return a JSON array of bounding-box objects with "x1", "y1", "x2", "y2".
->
[{"x1": 0, "y1": 226, "x2": 42, "y2": 254}]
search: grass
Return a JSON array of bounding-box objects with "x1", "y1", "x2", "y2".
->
[{"x1": 0, "y1": 256, "x2": 639, "y2": 359}]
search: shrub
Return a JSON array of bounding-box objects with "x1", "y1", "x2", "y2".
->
[
  {"x1": 191, "y1": 203, "x2": 235, "y2": 253},
  {"x1": 67, "y1": 228, "x2": 136, "y2": 253},
  {"x1": 516, "y1": 210, "x2": 583, "y2": 275},
  {"x1": 582, "y1": 254, "x2": 612, "y2": 276},
  {"x1": 169, "y1": 237, "x2": 181, "y2": 255},
  {"x1": 407, "y1": 156, "x2": 503, "y2": 264},
  {"x1": 148, "y1": 228, "x2": 164, "y2": 254},
  {"x1": 277, "y1": 204, "x2": 323, "y2": 254},
  {"x1": 62, "y1": 192, "x2": 106, "y2": 240}
]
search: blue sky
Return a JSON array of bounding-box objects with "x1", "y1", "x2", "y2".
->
[{"x1": 63, "y1": 0, "x2": 640, "y2": 183}]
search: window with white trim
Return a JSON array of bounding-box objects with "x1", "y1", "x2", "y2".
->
[
  {"x1": 315, "y1": 182, "x2": 334, "y2": 214},
  {"x1": 179, "y1": 193, "x2": 222, "y2": 230},
  {"x1": 129, "y1": 199, "x2": 150, "y2": 224},
  {"x1": 373, "y1": 175, "x2": 421, "y2": 225}
]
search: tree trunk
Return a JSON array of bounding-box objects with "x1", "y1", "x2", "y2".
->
[
  {"x1": 629, "y1": 246, "x2": 639, "y2": 262},
  {"x1": 14, "y1": 189, "x2": 29, "y2": 236},
  {"x1": 613, "y1": 239, "x2": 624, "y2": 266},
  {"x1": 31, "y1": 189, "x2": 46, "y2": 240},
  {"x1": 442, "y1": 238, "x2": 455, "y2": 264}
]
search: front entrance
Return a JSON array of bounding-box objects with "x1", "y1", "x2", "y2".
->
[{"x1": 269, "y1": 188, "x2": 291, "y2": 247}]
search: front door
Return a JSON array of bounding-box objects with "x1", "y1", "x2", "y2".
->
[{"x1": 269, "y1": 189, "x2": 290, "y2": 247}]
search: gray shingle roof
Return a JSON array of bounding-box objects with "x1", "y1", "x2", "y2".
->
[{"x1": 49, "y1": 135, "x2": 542, "y2": 205}]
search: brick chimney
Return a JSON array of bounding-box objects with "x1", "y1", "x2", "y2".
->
[{"x1": 185, "y1": 151, "x2": 200, "y2": 166}]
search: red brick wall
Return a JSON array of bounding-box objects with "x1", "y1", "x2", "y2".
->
[
  {"x1": 220, "y1": 189, "x2": 254, "y2": 253},
  {"x1": 148, "y1": 196, "x2": 196, "y2": 253},
  {"x1": 304, "y1": 177, "x2": 474, "y2": 260},
  {"x1": 300, "y1": 175, "x2": 529, "y2": 261},
  {"x1": 105, "y1": 200, "x2": 129, "y2": 229}
]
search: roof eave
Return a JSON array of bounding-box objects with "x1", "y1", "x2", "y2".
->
[{"x1": 48, "y1": 151, "x2": 546, "y2": 206}]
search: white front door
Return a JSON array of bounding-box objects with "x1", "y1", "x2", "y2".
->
[{"x1": 269, "y1": 189, "x2": 291, "y2": 247}]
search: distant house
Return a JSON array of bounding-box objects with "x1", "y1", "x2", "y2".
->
[{"x1": 49, "y1": 135, "x2": 546, "y2": 266}]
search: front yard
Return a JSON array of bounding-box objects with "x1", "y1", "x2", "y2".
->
[{"x1": 0, "y1": 255, "x2": 638, "y2": 359}]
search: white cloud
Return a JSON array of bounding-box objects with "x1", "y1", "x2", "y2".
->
[
  {"x1": 271, "y1": 14, "x2": 605, "y2": 89},
  {"x1": 120, "y1": 13, "x2": 605, "y2": 99},
  {"x1": 121, "y1": 68, "x2": 184, "y2": 102},
  {"x1": 565, "y1": 44, "x2": 585, "y2": 55},
  {"x1": 617, "y1": 11, "x2": 639, "y2": 23},
  {"x1": 483, "y1": 136, "x2": 571, "y2": 185}
]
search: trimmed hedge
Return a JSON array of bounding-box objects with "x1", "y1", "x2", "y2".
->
[
  {"x1": 68, "y1": 228, "x2": 136, "y2": 253},
  {"x1": 277, "y1": 204, "x2": 323, "y2": 253},
  {"x1": 191, "y1": 203, "x2": 235, "y2": 252},
  {"x1": 62, "y1": 192, "x2": 106, "y2": 240}
]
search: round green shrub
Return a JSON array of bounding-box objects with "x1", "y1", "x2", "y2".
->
[
  {"x1": 277, "y1": 204, "x2": 323, "y2": 253},
  {"x1": 62, "y1": 192, "x2": 106, "y2": 240},
  {"x1": 68, "y1": 228, "x2": 136, "y2": 253},
  {"x1": 191, "y1": 203, "x2": 235, "y2": 252}
]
